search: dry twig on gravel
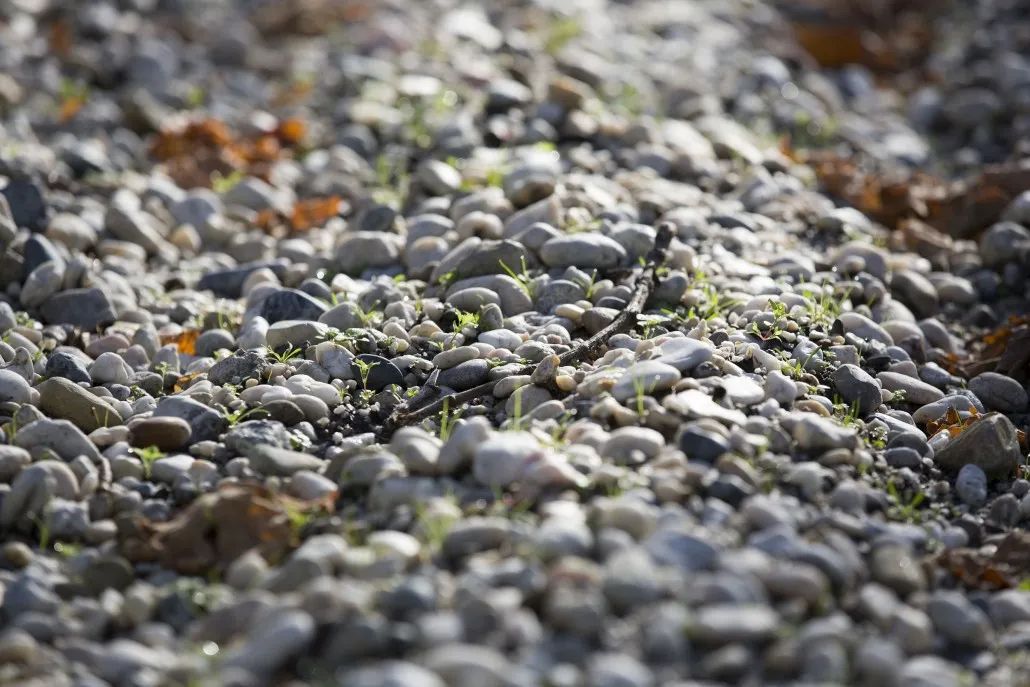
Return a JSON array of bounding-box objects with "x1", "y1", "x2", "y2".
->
[{"x1": 383, "y1": 223, "x2": 675, "y2": 434}]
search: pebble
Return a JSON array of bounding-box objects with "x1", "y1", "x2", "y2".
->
[
  {"x1": 37, "y1": 377, "x2": 122, "y2": 432},
  {"x1": 152, "y1": 396, "x2": 228, "y2": 443},
  {"x1": 876, "y1": 371, "x2": 945, "y2": 405},
  {"x1": 955, "y1": 464, "x2": 988, "y2": 506},
  {"x1": 832, "y1": 364, "x2": 882, "y2": 415},
  {"x1": 934, "y1": 412, "x2": 1022, "y2": 479},
  {"x1": 129, "y1": 417, "x2": 193, "y2": 451},
  {"x1": 969, "y1": 372, "x2": 1028, "y2": 413},
  {"x1": 610, "y1": 361, "x2": 681, "y2": 401}
]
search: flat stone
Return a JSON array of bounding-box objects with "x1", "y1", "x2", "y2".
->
[
  {"x1": 611, "y1": 361, "x2": 681, "y2": 401},
  {"x1": 665, "y1": 390, "x2": 747, "y2": 426},
  {"x1": 13, "y1": 418, "x2": 102, "y2": 462},
  {"x1": 790, "y1": 414, "x2": 860, "y2": 453},
  {"x1": 691, "y1": 604, "x2": 780, "y2": 644},
  {"x1": 40, "y1": 288, "x2": 117, "y2": 329},
  {"x1": 265, "y1": 320, "x2": 329, "y2": 350},
  {"x1": 37, "y1": 377, "x2": 122, "y2": 432},
  {"x1": 876, "y1": 371, "x2": 944, "y2": 405},
  {"x1": 438, "y1": 359, "x2": 490, "y2": 391},
  {"x1": 540, "y1": 233, "x2": 627, "y2": 269},
  {"x1": 246, "y1": 445, "x2": 325, "y2": 477}
]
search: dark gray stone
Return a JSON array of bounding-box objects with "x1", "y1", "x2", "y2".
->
[
  {"x1": 45, "y1": 350, "x2": 92, "y2": 384},
  {"x1": 2, "y1": 178, "x2": 47, "y2": 231},
  {"x1": 198, "y1": 262, "x2": 289, "y2": 298},
  {"x1": 207, "y1": 350, "x2": 269, "y2": 386},
  {"x1": 152, "y1": 396, "x2": 227, "y2": 443},
  {"x1": 259, "y1": 289, "x2": 328, "y2": 324},
  {"x1": 40, "y1": 289, "x2": 117, "y2": 329},
  {"x1": 352, "y1": 354, "x2": 404, "y2": 391},
  {"x1": 438, "y1": 359, "x2": 490, "y2": 391}
]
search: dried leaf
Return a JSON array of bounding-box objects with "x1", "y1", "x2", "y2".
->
[
  {"x1": 792, "y1": 24, "x2": 869, "y2": 69},
  {"x1": 119, "y1": 483, "x2": 335, "y2": 575},
  {"x1": 277, "y1": 117, "x2": 308, "y2": 145},
  {"x1": 48, "y1": 18, "x2": 73, "y2": 60},
  {"x1": 290, "y1": 196, "x2": 341, "y2": 231},
  {"x1": 149, "y1": 117, "x2": 309, "y2": 190},
  {"x1": 58, "y1": 96, "x2": 84, "y2": 123},
  {"x1": 934, "y1": 532, "x2": 1030, "y2": 591},
  {"x1": 173, "y1": 371, "x2": 205, "y2": 393},
  {"x1": 160, "y1": 329, "x2": 200, "y2": 355}
]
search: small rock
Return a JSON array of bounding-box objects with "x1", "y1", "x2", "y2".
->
[
  {"x1": 969, "y1": 372, "x2": 1028, "y2": 413},
  {"x1": 129, "y1": 417, "x2": 192, "y2": 451},
  {"x1": 934, "y1": 413, "x2": 1022, "y2": 479},
  {"x1": 832, "y1": 364, "x2": 882, "y2": 415}
]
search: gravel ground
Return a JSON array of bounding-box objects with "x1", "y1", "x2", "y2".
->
[{"x1": 1, "y1": 0, "x2": 1030, "y2": 685}]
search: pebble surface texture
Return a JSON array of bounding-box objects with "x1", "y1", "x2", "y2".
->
[{"x1": 1, "y1": 1, "x2": 1030, "y2": 686}]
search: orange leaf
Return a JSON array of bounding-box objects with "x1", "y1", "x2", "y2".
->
[
  {"x1": 160, "y1": 329, "x2": 200, "y2": 355},
  {"x1": 277, "y1": 117, "x2": 308, "y2": 145},
  {"x1": 290, "y1": 196, "x2": 341, "y2": 231},
  {"x1": 58, "y1": 96, "x2": 84, "y2": 123}
]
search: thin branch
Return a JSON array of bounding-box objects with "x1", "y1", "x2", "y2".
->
[{"x1": 383, "y1": 223, "x2": 675, "y2": 434}]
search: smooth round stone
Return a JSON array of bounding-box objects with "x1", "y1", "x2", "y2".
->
[
  {"x1": 129, "y1": 416, "x2": 192, "y2": 450},
  {"x1": 955, "y1": 464, "x2": 988, "y2": 507},
  {"x1": 261, "y1": 399, "x2": 306, "y2": 425},
  {"x1": 601, "y1": 426, "x2": 664, "y2": 464},
  {"x1": 448, "y1": 287, "x2": 500, "y2": 312},
  {"x1": 678, "y1": 425, "x2": 731, "y2": 463},
  {"x1": 195, "y1": 328, "x2": 236, "y2": 357},
  {"x1": 0, "y1": 369, "x2": 31, "y2": 404},
  {"x1": 610, "y1": 361, "x2": 681, "y2": 401},
  {"x1": 438, "y1": 359, "x2": 490, "y2": 391},
  {"x1": 432, "y1": 345, "x2": 480, "y2": 370},
  {"x1": 969, "y1": 372, "x2": 1028, "y2": 413},
  {"x1": 718, "y1": 376, "x2": 764, "y2": 405},
  {"x1": 838, "y1": 312, "x2": 893, "y2": 346},
  {"x1": 540, "y1": 233, "x2": 627, "y2": 269}
]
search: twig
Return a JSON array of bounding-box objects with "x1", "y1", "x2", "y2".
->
[{"x1": 382, "y1": 223, "x2": 675, "y2": 434}]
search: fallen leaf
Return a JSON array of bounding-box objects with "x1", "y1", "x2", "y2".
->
[
  {"x1": 290, "y1": 196, "x2": 341, "y2": 231},
  {"x1": 48, "y1": 18, "x2": 74, "y2": 60},
  {"x1": 160, "y1": 329, "x2": 200, "y2": 355},
  {"x1": 933, "y1": 531, "x2": 1030, "y2": 591},
  {"x1": 149, "y1": 117, "x2": 309, "y2": 190},
  {"x1": 119, "y1": 483, "x2": 335, "y2": 575}
]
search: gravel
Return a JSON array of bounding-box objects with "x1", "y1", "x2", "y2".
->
[{"x1": 0, "y1": 0, "x2": 1028, "y2": 685}]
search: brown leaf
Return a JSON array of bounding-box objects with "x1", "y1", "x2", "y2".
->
[
  {"x1": 149, "y1": 117, "x2": 309, "y2": 190},
  {"x1": 119, "y1": 483, "x2": 335, "y2": 575},
  {"x1": 933, "y1": 532, "x2": 1030, "y2": 591},
  {"x1": 160, "y1": 329, "x2": 200, "y2": 355},
  {"x1": 290, "y1": 196, "x2": 341, "y2": 231},
  {"x1": 48, "y1": 18, "x2": 74, "y2": 60}
]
